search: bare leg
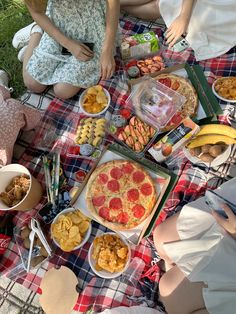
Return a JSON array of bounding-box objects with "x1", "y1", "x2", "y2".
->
[
  {"x1": 159, "y1": 266, "x2": 208, "y2": 314},
  {"x1": 153, "y1": 213, "x2": 180, "y2": 268},
  {"x1": 53, "y1": 83, "x2": 80, "y2": 100},
  {"x1": 121, "y1": 0, "x2": 160, "y2": 21},
  {"x1": 23, "y1": 32, "x2": 47, "y2": 93}
]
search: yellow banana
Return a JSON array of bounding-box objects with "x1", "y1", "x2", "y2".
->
[
  {"x1": 197, "y1": 124, "x2": 236, "y2": 138},
  {"x1": 188, "y1": 134, "x2": 236, "y2": 148}
]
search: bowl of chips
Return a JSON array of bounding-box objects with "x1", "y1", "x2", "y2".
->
[
  {"x1": 212, "y1": 77, "x2": 236, "y2": 103},
  {"x1": 79, "y1": 85, "x2": 111, "y2": 117},
  {"x1": 88, "y1": 232, "x2": 131, "y2": 279},
  {"x1": 51, "y1": 208, "x2": 92, "y2": 252}
]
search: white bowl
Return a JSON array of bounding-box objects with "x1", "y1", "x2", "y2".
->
[
  {"x1": 79, "y1": 87, "x2": 111, "y2": 117},
  {"x1": 88, "y1": 232, "x2": 131, "y2": 279},
  {"x1": 183, "y1": 145, "x2": 231, "y2": 168},
  {"x1": 212, "y1": 78, "x2": 236, "y2": 103},
  {"x1": 51, "y1": 207, "x2": 92, "y2": 251}
]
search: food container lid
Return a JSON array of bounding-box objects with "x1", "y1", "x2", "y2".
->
[{"x1": 126, "y1": 77, "x2": 186, "y2": 130}]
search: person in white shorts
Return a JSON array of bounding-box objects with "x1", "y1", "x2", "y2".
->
[{"x1": 153, "y1": 178, "x2": 236, "y2": 314}]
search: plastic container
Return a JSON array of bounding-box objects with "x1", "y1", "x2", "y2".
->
[
  {"x1": 0, "y1": 164, "x2": 42, "y2": 212},
  {"x1": 88, "y1": 232, "x2": 131, "y2": 279},
  {"x1": 14, "y1": 218, "x2": 52, "y2": 272},
  {"x1": 107, "y1": 107, "x2": 158, "y2": 157},
  {"x1": 127, "y1": 76, "x2": 186, "y2": 130}
]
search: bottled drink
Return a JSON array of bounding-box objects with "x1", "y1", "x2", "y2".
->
[{"x1": 0, "y1": 213, "x2": 14, "y2": 256}]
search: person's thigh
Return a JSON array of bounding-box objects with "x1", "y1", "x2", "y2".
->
[
  {"x1": 153, "y1": 213, "x2": 180, "y2": 263},
  {"x1": 53, "y1": 83, "x2": 80, "y2": 99},
  {"x1": 120, "y1": 0, "x2": 154, "y2": 6},
  {"x1": 159, "y1": 266, "x2": 208, "y2": 314}
]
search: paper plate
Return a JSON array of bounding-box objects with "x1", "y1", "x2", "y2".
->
[
  {"x1": 88, "y1": 232, "x2": 131, "y2": 279},
  {"x1": 212, "y1": 78, "x2": 236, "y2": 103},
  {"x1": 183, "y1": 145, "x2": 231, "y2": 168}
]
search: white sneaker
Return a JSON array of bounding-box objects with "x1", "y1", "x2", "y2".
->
[
  {"x1": 12, "y1": 22, "x2": 43, "y2": 49},
  {"x1": 0, "y1": 70, "x2": 9, "y2": 88},
  {"x1": 17, "y1": 45, "x2": 28, "y2": 63}
]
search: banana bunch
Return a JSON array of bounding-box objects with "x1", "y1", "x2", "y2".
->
[{"x1": 188, "y1": 124, "x2": 236, "y2": 149}]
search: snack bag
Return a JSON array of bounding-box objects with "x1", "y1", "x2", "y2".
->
[{"x1": 121, "y1": 31, "x2": 159, "y2": 60}]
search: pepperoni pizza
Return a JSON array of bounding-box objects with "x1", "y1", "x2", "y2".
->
[
  {"x1": 86, "y1": 160, "x2": 157, "y2": 230},
  {"x1": 155, "y1": 74, "x2": 198, "y2": 131}
]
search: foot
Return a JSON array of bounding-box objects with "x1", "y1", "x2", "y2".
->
[
  {"x1": 0, "y1": 70, "x2": 9, "y2": 88},
  {"x1": 18, "y1": 45, "x2": 28, "y2": 63},
  {"x1": 12, "y1": 22, "x2": 43, "y2": 49}
]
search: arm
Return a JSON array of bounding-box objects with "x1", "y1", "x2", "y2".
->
[
  {"x1": 24, "y1": 0, "x2": 94, "y2": 61},
  {"x1": 100, "y1": 0, "x2": 120, "y2": 80},
  {"x1": 166, "y1": 0, "x2": 194, "y2": 47},
  {"x1": 212, "y1": 204, "x2": 236, "y2": 240}
]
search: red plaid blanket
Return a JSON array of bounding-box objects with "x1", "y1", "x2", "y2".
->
[{"x1": 1, "y1": 15, "x2": 236, "y2": 313}]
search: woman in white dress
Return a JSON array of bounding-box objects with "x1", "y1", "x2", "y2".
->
[
  {"x1": 153, "y1": 179, "x2": 236, "y2": 314},
  {"x1": 121, "y1": 0, "x2": 236, "y2": 61}
]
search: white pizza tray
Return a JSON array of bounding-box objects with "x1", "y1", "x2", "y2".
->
[{"x1": 73, "y1": 149, "x2": 170, "y2": 245}]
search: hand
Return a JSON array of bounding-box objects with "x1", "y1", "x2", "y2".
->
[
  {"x1": 166, "y1": 15, "x2": 189, "y2": 48},
  {"x1": 212, "y1": 204, "x2": 236, "y2": 240},
  {"x1": 100, "y1": 50, "x2": 115, "y2": 80},
  {"x1": 67, "y1": 40, "x2": 94, "y2": 61}
]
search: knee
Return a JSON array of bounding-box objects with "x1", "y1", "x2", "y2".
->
[
  {"x1": 159, "y1": 271, "x2": 172, "y2": 298},
  {"x1": 53, "y1": 84, "x2": 80, "y2": 100},
  {"x1": 24, "y1": 77, "x2": 47, "y2": 94},
  {"x1": 153, "y1": 223, "x2": 164, "y2": 252}
]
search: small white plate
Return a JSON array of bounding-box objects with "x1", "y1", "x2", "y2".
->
[
  {"x1": 183, "y1": 145, "x2": 231, "y2": 168},
  {"x1": 51, "y1": 207, "x2": 92, "y2": 251},
  {"x1": 212, "y1": 78, "x2": 236, "y2": 103},
  {"x1": 88, "y1": 232, "x2": 131, "y2": 279},
  {"x1": 79, "y1": 87, "x2": 111, "y2": 117}
]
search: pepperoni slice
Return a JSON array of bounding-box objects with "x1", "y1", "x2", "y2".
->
[
  {"x1": 158, "y1": 77, "x2": 171, "y2": 88},
  {"x1": 92, "y1": 195, "x2": 105, "y2": 207},
  {"x1": 140, "y1": 183, "x2": 153, "y2": 196},
  {"x1": 132, "y1": 204, "x2": 145, "y2": 218},
  {"x1": 127, "y1": 189, "x2": 139, "y2": 202},
  {"x1": 110, "y1": 167, "x2": 123, "y2": 180},
  {"x1": 133, "y1": 171, "x2": 145, "y2": 184},
  {"x1": 171, "y1": 80, "x2": 180, "y2": 91},
  {"x1": 98, "y1": 173, "x2": 108, "y2": 184},
  {"x1": 109, "y1": 197, "x2": 122, "y2": 210},
  {"x1": 107, "y1": 179, "x2": 120, "y2": 192},
  {"x1": 122, "y1": 162, "x2": 134, "y2": 174},
  {"x1": 117, "y1": 212, "x2": 129, "y2": 224},
  {"x1": 99, "y1": 207, "x2": 111, "y2": 220}
]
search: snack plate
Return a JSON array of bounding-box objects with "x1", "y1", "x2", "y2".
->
[
  {"x1": 79, "y1": 87, "x2": 111, "y2": 117},
  {"x1": 66, "y1": 115, "x2": 107, "y2": 160},
  {"x1": 212, "y1": 78, "x2": 236, "y2": 103},
  {"x1": 107, "y1": 108, "x2": 158, "y2": 157},
  {"x1": 88, "y1": 232, "x2": 131, "y2": 279},
  {"x1": 51, "y1": 207, "x2": 92, "y2": 251},
  {"x1": 183, "y1": 145, "x2": 231, "y2": 168},
  {"x1": 73, "y1": 144, "x2": 172, "y2": 245}
]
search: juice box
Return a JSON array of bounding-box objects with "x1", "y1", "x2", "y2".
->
[
  {"x1": 121, "y1": 31, "x2": 159, "y2": 60},
  {"x1": 148, "y1": 118, "x2": 200, "y2": 162}
]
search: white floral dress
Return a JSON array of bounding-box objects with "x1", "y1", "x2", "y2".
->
[{"x1": 27, "y1": 0, "x2": 107, "y2": 88}]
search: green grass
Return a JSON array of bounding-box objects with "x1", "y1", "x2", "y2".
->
[{"x1": 0, "y1": 0, "x2": 32, "y2": 98}]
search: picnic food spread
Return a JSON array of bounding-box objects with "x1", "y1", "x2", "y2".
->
[
  {"x1": 51, "y1": 209, "x2": 91, "y2": 252},
  {"x1": 91, "y1": 233, "x2": 129, "y2": 273},
  {"x1": 0, "y1": 174, "x2": 30, "y2": 207},
  {"x1": 86, "y1": 160, "x2": 157, "y2": 230},
  {"x1": 155, "y1": 74, "x2": 198, "y2": 130},
  {"x1": 213, "y1": 77, "x2": 236, "y2": 101}
]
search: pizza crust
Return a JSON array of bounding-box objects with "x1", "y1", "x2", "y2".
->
[
  {"x1": 155, "y1": 73, "x2": 198, "y2": 131},
  {"x1": 86, "y1": 160, "x2": 157, "y2": 231}
]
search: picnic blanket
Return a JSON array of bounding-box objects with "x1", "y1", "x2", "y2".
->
[{"x1": 1, "y1": 14, "x2": 236, "y2": 314}]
